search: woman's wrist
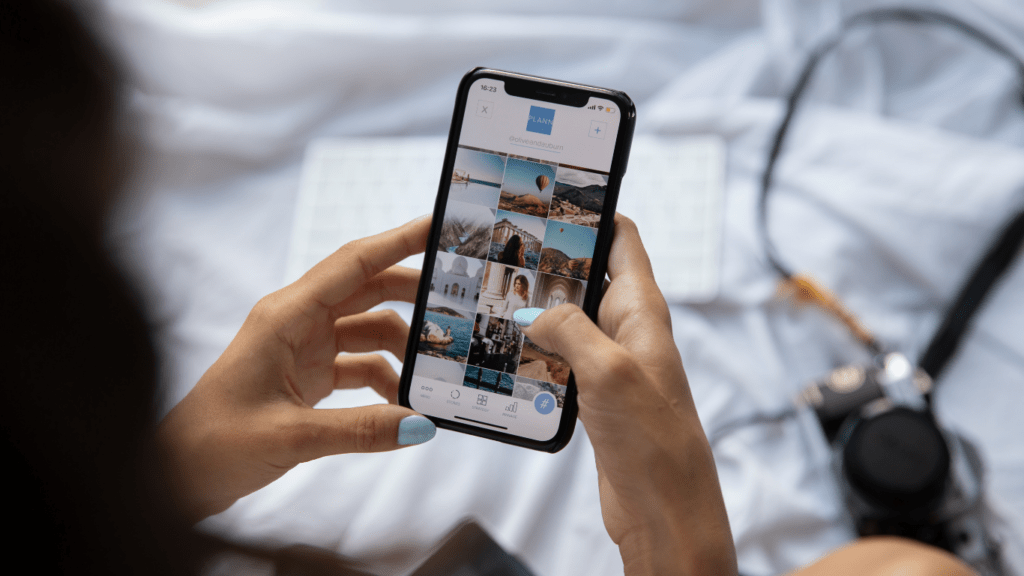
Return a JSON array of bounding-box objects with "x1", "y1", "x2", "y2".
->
[
  {"x1": 617, "y1": 513, "x2": 736, "y2": 576},
  {"x1": 613, "y1": 434, "x2": 738, "y2": 576}
]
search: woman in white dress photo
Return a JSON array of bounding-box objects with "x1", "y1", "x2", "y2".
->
[{"x1": 499, "y1": 275, "x2": 530, "y2": 319}]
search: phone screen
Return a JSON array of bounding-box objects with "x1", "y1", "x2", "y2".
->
[{"x1": 406, "y1": 74, "x2": 626, "y2": 444}]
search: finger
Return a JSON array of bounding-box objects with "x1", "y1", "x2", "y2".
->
[
  {"x1": 517, "y1": 304, "x2": 636, "y2": 394},
  {"x1": 299, "y1": 215, "x2": 430, "y2": 308},
  {"x1": 600, "y1": 214, "x2": 672, "y2": 337},
  {"x1": 334, "y1": 353, "x2": 400, "y2": 404},
  {"x1": 279, "y1": 404, "x2": 436, "y2": 463},
  {"x1": 334, "y1": 309, "x2": 409, "y2": 358},
  {"x1": 607, "y1": 214, "x2": 657, "y2": 283},
  {"x1": 329, "y1": 265, "x2": 421, "y2": 319}
]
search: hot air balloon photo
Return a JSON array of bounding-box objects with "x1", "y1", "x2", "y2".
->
[{"x1": 498, "y1": 157, "x2": 555, "y2": 218}]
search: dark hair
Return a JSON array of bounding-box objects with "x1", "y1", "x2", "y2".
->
[
  {"x1": 1, "y1": 2, "x2": 203, "y2": 573},
  {"x1": 514, "y1": 274, "x2": 529, "y2": 294},
  {"x1": 498, "y1": 235, "x2": 524, "y2": 265},
  {"x1": 2, "y1": 5, "x2": 393, "y2": 574}
]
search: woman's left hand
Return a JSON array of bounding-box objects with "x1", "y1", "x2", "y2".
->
[{"x1": 158, "y1": 217, "x2": 434, "y2": 522}]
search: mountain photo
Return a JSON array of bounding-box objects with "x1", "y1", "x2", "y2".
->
[
  {"x1": 537, "y1": 220, "x2": 596, "y2": 280},
  {"x1": 549, "y1": 166, "x2": 607, "y2": 228}
]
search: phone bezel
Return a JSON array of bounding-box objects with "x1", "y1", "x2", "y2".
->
[{"x1": 398, "y1": 67, "x2": 636, "y2": 453}]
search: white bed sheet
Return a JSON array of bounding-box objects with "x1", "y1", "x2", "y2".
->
[{"x1": 103, "y1": 0, "x2": 1024, "y2": 574}]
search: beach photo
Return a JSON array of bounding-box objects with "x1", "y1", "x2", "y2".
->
[
  {"x1": 516, "y1": 336, "x2": 571, "y2": 387},
  {"x1": 467, "y1": 313, "x2": 523, "y2": 375},
  {"x1": 528, "y1": 272, "x2": 586, "y2": 310},
  {"x1": 439, "y1": 200, "x2": 496, "y2": 260},
  {"x1": 498, "y1": 157, "x2": 555, "y2": 218},
  {"x1": 477, "y1": 262, "x2": 536, "y2": 321},
  {"x1": 463, "y1": 365, "x2": 515, "y2": 397},
  {"x1": 448, "y1": 146, "x2": 505, "y2": 208},
  {"x1": 413, "y1": 353, "x2": 467, "y2": 385},
  {"x1": 428, "y1": 252, "x2": 484, "y2": 314},
  {"x1": 549, "y1": 165, "x2": 607, "y2": 228},
  {"x1": 488, "y1": 209, "x2": 546, "y2": 271},
  {"x1": 513, "y1": 376, "x2": 567, "y2": 409},
  {"x1": 537, "y1": 220, "x2": 597, "y2": 280},
  {"x1": 418, "y1": 306, "x2": 473, "y2": 363}
]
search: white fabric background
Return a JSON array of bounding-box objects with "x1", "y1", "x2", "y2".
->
[{"x1": 101, "y1": 0, "x2": 1024, "y2": 574}]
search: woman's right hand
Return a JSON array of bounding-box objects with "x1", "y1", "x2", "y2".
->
[{"x1": 517, "y1": 215, "x2": 737, "y2": 576}]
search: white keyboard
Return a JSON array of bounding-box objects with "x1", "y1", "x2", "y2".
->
[{"x1": 286, "y1": 136, "x2": 724, "y2": 302}]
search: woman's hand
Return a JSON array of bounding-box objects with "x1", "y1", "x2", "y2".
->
[
  {"x1": 516, "y1": 215, "x2": 737, "y2": 576},
  {"x1": 158, "y1": 217, "x2": 435, "y2": 522}
]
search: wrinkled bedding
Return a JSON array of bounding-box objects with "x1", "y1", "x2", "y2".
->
[{"x1": 103, "y1": 0, "x2": 1024, "y2": 574}]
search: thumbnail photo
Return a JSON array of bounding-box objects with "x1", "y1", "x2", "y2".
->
[
  {"x1": 516, "y1": 336, "x2": 571, "y2": 387},
  {"x1": 449, "y1": 147, "x2": 506, "y2": 208},
  {"x1": 488, "y1": 209, "x2": 546, "y2": 271},
  {"x1": 418, "y1": 306, "x2": 473, "y2": 363},
  {"x1": 463, "y1": 365, "x2": 515, "y2": 397},
  {"x1": 428, "y1": 252, "x2": 484, "y2": 314},
  {"x1": 468, "y1": 313, "x2": 524, "y2": 375},
  {"x1": 549, "y1": 165, "x2": 607, "y2": 228},
  {"x1": 498, "y1": 157, "x2": 556, "y2": 218},
  {"x1": 439, "y1": 200, "x2": 496, "y2": 261},
  {"x1": 477, "y1": 262, "x2": 536, "y2": 321},
  {"x1": 413, "y1": 353, "x2": 466, "y2": 386},
  {"x1": 537, "y1": 220, "x2": 597, "y2": 280},
  {"x1": 528, "y1": 273, "x2": 586, "y2": 310},
  {"x1": 513, "y1": 376, "x2": 567, "y2": 409}
]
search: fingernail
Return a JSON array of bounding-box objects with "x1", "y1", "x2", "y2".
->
[
  {"x1": 397, "y1": 415, "x2": 436, "y2": 445},
  {"x1": 513, "y1": 308, "x2": 545, "y2": 327}
]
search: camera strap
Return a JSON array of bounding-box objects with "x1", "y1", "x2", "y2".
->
[{"x1": 759, "y1": 7, "x2": 1024, "y2": 393}]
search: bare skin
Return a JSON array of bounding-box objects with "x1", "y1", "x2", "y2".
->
[
  {"x1": 158, "y1": 216, "x2": 432, "y2": 521},
  {"x1": 790, "y1": 536, "x2": 977, "y2": 576},
  {"x1": 158, "y1": 213, "x2": 737, "y2": 574},
  {"x1": 160, "y1": 214, "x2": 968, "y2": 576},
  {"x1": 521, "y1": 215, "x2": 738, "y2": 576}
]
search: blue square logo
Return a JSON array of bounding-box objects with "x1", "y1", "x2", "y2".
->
[{"x1": 526, "y1": 106, "x2": 555, "y2": 135}]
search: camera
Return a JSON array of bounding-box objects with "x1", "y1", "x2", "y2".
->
[{"x1": 799, "y1": 353, "x2": 1001, "y2": 574}]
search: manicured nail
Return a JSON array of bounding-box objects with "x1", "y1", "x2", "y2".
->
[
  {"x1": 397, "y1": 415, "x2": 436, "y2": 445},
  {"x1": 513, "y1": 308, "x2": 545, "y2": 327}
]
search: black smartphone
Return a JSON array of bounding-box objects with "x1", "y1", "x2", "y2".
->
[{"x1": 398, "y1": 68, "x2": 635, "y2": 452}]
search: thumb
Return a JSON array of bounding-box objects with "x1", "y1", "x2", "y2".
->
[
  {"x1": 514, "y1": 304, "x2": 634, "y2": 392},
  {"x1": 285, "y1": 404, "x2": 436, "y2": 463}
]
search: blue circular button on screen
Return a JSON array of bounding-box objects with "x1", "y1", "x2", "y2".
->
[{"x1": 534, "y1": 393, "x2": 556, "y2": 415}]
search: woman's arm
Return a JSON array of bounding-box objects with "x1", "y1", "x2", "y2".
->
[
  {"x1": 158, "y1": 217, "x2": 437, "y2": 522},
  {"x1": 519, "y1": 215, "x2": 737, "y2": 576},
  {"x1": 790, "y1": 537, "x2": 977, "y2": 576}
]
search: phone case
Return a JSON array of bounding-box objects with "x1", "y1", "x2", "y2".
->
[{"x1": 399, "y1": 67, "x2": 636, "y2": 452}]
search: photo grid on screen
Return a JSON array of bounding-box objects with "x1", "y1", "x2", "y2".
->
[{"x1": 416, "y1": 145, "x2": 609, "y2": 404}]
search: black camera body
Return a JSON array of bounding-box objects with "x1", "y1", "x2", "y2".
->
[{"x1": 800, "y1": 354, "x2": 999, "y2": 573}]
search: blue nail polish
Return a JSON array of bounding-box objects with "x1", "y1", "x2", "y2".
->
[
  {"x1": 398, "y1": 415, "x2": 436, "y2": 445},
  {"x1": 513, "y1": 308, "x2": 544, "y2": 327}
]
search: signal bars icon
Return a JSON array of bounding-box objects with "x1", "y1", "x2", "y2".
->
[{"x1": 587, "y1": 104, "x2": 597, "y2": 110}]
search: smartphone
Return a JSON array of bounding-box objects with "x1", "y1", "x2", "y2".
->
[{"x1": 399, "y1": 68, "x2": 635, "y2": 452}]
